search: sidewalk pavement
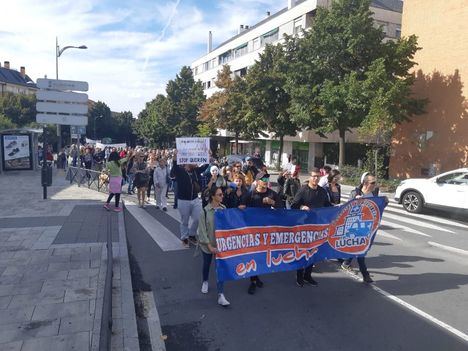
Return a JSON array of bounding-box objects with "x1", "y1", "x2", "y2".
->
[{"x1": 0, "y1": 169, "x2": 139, "y2": 351}]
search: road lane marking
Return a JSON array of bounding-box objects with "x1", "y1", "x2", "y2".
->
[
  {"x1": 427, "y1": 241, "x2": 468, "y2": 257},
  {"x1": 125, "y1": 202, "x2": 186, "y2": 251},
  {"x1": 378, "y1": 230, "x2": 403, "y2": 241},
  {"x1": 382, "y1": 213, "x2": 455, "y2": 233},
  {"x1": 341, "y1": 269, "x2": 468, "y2": 343},
  {"x1": 381, "y1": 220, "x2": 431, "y2": 237}
]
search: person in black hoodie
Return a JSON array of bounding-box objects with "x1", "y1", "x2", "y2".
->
[
  {"x1": 290, "y1": 167, "x2": 332, "y2": 287},
  {"x1": 240, "y1": 174, "x2": 283, "y2": 295},
  {"x1": 171, "y1": 150, "x2": 208, "y2": 247}
]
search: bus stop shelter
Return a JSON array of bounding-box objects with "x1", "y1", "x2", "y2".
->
[{"x1": 0, "y1": 128, "x2": 42, "y2": 173}]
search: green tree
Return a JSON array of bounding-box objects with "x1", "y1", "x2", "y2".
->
[
  {"x1": 134, "y1": 94, "x2": 173, "y2": 147},
  {"x1": 113, "y1": 111, "x2": 137, "y2": 145},
  {"x1": 0, "y1": 113, "x2": 16, "y2": 130},
  {"x1": 245, "y1": 44, "x2": 299, "y2": 169},
  {"x1": 199, "y1": 65, "x2": 251, "y2": 153},
  {"x1": 87, "y1": 101, "x2": 112, "y2": 140},
  {"x1": 287, "y1": 0, "x2": 425, "y2": 168},
  {"x1": 0, "y1": 92, "x2": 36, "y2": 127},
  {"x1": 166, "y1": 66, "x2": 205, "y2": 137}
]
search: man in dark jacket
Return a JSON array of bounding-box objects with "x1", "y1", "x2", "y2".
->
[
  {"x1": 241, "y1": 174, "x2": 283, "y2": 294},
  {"x1": 291, "y1": 167, "x2": 332, "y2": 287}
]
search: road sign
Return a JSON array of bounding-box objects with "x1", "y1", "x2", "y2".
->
[
  {"x1": 36, "y1": 78, "x2": 88, "y2": 92},
  {"x1": 37, "y1": 90, "x2": 88, "y2": 103},
  {"x1": 36, "y1": 101, "x2": 88, "y2": 115},
  {"x1": 36, "y1": 114, "x2": 87, "y2": 126}
]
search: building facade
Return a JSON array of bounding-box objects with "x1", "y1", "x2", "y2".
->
[
  {"x1": 389, "y1": 0, "x2": 468, "y2": 178},
  {"x1": 191, "y1": 0, "x2": 403, "y2": 170},
  {"x1": 0, "y1": 61, "x2": 37, "y2": 96}
]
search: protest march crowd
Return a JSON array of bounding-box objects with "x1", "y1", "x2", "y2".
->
[{"x1": 58, "y1": 142, "x2": 383, "y2": 307}]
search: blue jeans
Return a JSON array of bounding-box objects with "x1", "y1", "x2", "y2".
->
[
  {"x1": 127, "y1": 174, "x2": 135, "y2": 193},
  {"x1": 202, "y1": 252, "x2": 224, "y2": 293}
]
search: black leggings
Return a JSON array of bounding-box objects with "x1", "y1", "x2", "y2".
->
[
  {"x1": 106, "y1": 193, "x2": 121, "y2": 207},
  {"x1": 147, "y1": 173, "x2": 154, "y2": 198}
]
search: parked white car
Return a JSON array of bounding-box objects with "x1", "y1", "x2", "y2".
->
[{"x1": 395, "y1": 168, "x2": 468, "y2": 213}]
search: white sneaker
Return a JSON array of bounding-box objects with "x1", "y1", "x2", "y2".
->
[
  {"x1": 217, "y1": 293, "x2": 230, "y2": 307},
  {"x1": 201, "y1": 281, "x2": 209, "y2": 294}
]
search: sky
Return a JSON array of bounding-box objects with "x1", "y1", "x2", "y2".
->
[{"x1": 0, "y1": 0, "x2": 285, "y2": 118}]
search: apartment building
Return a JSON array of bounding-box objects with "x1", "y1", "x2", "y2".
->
[
  {"x1": 191, "y1": 0, "x2": 403, "y2": 170},
  {"x1": 389, "y1": 0, "x2": 468, "y2": 178},
  {"x1": 0, "y1": 61, "x2": 37, "y2": 96}
]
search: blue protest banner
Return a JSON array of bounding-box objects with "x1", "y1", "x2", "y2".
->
[{"x1": 214, "y1": 197, "x2": 387, "y2": 282}]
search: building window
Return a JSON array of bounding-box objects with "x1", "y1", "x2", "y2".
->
[
  {"x1": 219, "y1": 50, "x2": 232, "y2": 65},
  {"x1": 211, "y1": 58, "x2": 217, "y2": 69},
  {"x1": 207, "y1": 81, "x2": 211, "y2": 89},
  {"x1": 194, "y1": 66, "x2": 199, "y2": 75},
  {"x1": 261, "y1": 28, "x2": 279, "y2": 46},
  {"x1": 234, "y1": 67, "x2": 247, "y2": 78},
  {"x1": 203, "y1": 61, "x2": 209, "y2": 72},
  {"x1": 253, "y1": 37, "x2": 260, "y2": 51},
  {"x1": 293, "y1": 17, "x2": 303, "y2": 35},
  {"x1": 395, "y1": 25, "x2": 401, "y2": 39},
  {"x1": 234, "y1": 43, "x2": 248, "y2": 58}
]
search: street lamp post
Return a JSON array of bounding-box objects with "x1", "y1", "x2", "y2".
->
[{"x1": 55, "y1": 37, "x2": 87, "y2": 151}]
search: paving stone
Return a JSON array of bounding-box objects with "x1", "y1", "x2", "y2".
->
[
  {"x1": 64, "y1": 287, "x2": 97, "y2": 302},
  {"x1": 67, "y1": 268, "x2": 99, "y2": 279},
  {"x1": 32, "y1": 300, "x2": 90, "y2": 321},
  {"x1": 0, "y1": 306, "x2": 35, "y2": 326},
  {"x1": 0, "y1": 295, "x2": 12, "y2": 309},
  {"x1": 47, "y1": 261, "x2": 90, "y2": 271},
  {"x1": 41, "y1": 277, "x2": 90, "y2": 293},
  {"x1": 59, "y1": 315, "x2": 93, "y2": 335},
  {"x1": 0, "y1": 319, "x2": 60, "y2": 344},
  {"x1": 8, "y1": 291, "x2": 65, "y2": 309},
  {"x1": 21, "y1": 270, "x2": 68, "y2": 283},
  {"x1": 0, "y1": 282, "x2": 43, "y2": 297},
  {"x1": 0, "y1": 340, "x2": 23, "y2": 351},
  {"x1": 21, "y1": 331, "x2": 90, "y2": 351}
]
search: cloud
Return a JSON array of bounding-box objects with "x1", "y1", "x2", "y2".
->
[{"x1": 0, "y1": 0, "x2": 284, "y2": 118}]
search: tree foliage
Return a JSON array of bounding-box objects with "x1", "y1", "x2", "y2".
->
[
  {"x1": 0, "y1": 92, "x2": 36, "y2": 127},
  {"x1": 134, "y1": 94, "x2": 172, "y2": 147},
  {"x1": 245, "y1": 43, "x2": 299, "y2": 169},
  {"x1": 166, "y1": 66, "x2": 205, "y2": 137},
  {"x1": 286, "y1": 0, "x2": 426, "y2": 167},
  {"x1": 199, "y1": 65, "x2": 251, "y2": 153}
]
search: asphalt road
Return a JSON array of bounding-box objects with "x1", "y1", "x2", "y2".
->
[{"x1": 124, "y1": 192, "x2": 468, "y2": 351}]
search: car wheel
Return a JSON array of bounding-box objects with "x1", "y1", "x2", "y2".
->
[{"x1": 402, "y1": 191, "x2": 423, "y2": 213}]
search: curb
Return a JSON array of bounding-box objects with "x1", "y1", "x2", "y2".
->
[{"x1": 115, "y1": 202, "x2": 141, "y2": 350}]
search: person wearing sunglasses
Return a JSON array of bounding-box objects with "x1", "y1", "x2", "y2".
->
[
  {"x1": 341, "y1": 173, "x2": 380, "y2": 283},
  {"x1": 198, "y1": 186, "x2": 230, "y2": 306}
]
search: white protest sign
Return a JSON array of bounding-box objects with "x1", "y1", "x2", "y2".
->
[{"x1": 176, "y1": 137, "x2": 210, "y2": 165}]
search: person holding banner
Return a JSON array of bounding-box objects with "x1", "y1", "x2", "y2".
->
[
  {"x1": 291, "y1": 167, "x2": 332, "y2": 287},
  {"x1": 198, "y1": 186, "x2": 230, "y2": 307},
  {"x1": 341, "y1": 173, "x2": 380, "y2": 283},
  {"x1": 171, "y1": 150, "x2": 205, "y2": 247},
  {"x1": 240, "y1": 174, "x2": 283, "y2": 295},
  {"x1": 103, "y1": 151, "x2": 127, "y2": 212}
]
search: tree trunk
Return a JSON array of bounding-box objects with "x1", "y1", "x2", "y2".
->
[
  {"x1": 235, "y1": 132, "x2": 239, "y2": 154},
  {"x1": 277, "y1": 135, "x2": 284, "y2": 171},
  {"x1": 338, "y1": 129, "x2": 346, "y2": 169}
]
